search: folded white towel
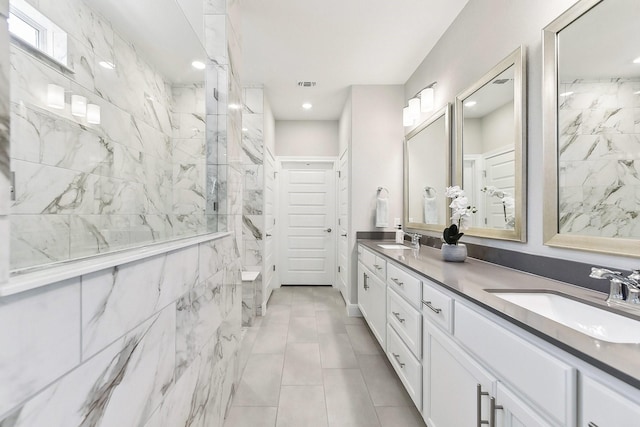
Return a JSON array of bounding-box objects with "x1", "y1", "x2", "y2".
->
[
  {"x1": 375, "y1": 197, "x2": 389, "y2": 228},
  {"x1": 423, "y1": 195, "x2": 438, "y2": 224}
]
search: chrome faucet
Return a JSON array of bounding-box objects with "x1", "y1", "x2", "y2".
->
[
  {"x1": 404, "y1": 232, "x2": 421, "y2": 249},
  {"x1": 589, "y1": 267, "x2": 640, "y2": 305}
]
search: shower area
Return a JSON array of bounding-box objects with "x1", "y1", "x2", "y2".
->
[{"x1": 6, "y1": 0, "x2": 231, "y2": 272}]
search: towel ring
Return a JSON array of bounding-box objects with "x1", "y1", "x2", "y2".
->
[
  {"x1": 377, "y1": 187, "x2": 389, "y2": 197},
  {"x1": 424, "y1": 186, "x2": 437, "y2": 197}
]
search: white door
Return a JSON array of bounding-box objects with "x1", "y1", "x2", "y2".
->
[
  {"x1": 279, "y1": 160, "x2": 336, "y2": 285},
  {"x1": 263, "y1": 148, "x2": 277, "y2": 305},
  {"x1": 337, "y1": 150, "x2": 349, "y2": 298},
  {"x1": 483, "y1": 148, "x2": 515, "y2": 228}
]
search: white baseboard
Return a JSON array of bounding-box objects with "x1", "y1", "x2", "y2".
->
[{"x1": 346, "y1": 303, "x2": 362, "y2": 317}]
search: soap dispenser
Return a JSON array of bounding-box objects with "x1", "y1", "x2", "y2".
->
[{"x1": 395, "y1": 224, "x2": 404, "y2": 244}]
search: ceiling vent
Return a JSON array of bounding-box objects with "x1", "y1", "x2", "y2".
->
[
  {"x1": 492, "y1": 78, "x2": 511, "y2": 84},
  {"x1": 297, "y1": 81, "x2": 317, "y2": 87}
]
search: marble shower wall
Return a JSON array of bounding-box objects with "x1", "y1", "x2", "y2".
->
[
  {"x1": 0, "y1": 4, "x2": 10, "y2": 284},
  {"x1": 0, "y1": 233, "x2": 242, "y2": 427},
  {"x1": 8, "y1": 0, "x2": 209, "y2": 271},
  {"x1": 558, "y1": 78, "x2": 640, "y2": 238},
  {"x1": 241, "y1": 87, "x2": 264, "y2": 320},
  {"x1": 204, "y1": 0, "x2": 243, "y2": 256}
]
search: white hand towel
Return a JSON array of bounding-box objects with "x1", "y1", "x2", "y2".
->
[
  {"x1": 423, "y1": 195, "x2": 438, "y2": 224},
  {"x1": 375, "y1": 196, "x2": 389, "y2": 228}
]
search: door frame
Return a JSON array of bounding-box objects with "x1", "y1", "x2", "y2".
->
[{"x1": 276, "y1": 156, "x2": 338, "y2": 288}]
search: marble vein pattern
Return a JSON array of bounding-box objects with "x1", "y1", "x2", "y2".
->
[
  {"x1": 0, "y1": 279, "x2": 81, "y2": 418},
  {"x1": 81, "y1": 245, "x2": 199, "y2": 359},
  {"x1": 1, "y1": 306, "x2": 176, "y2": 427},
  {"x1": 0, "y1": 16, "x2": 10, "y2": 217},
  {"x1": 9, "y1": 0, "x2": 213, "y2": 271},
  {"x1": 558, "y1": 79, "x2": 640, "y2": 238}
]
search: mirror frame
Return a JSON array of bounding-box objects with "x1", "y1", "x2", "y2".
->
[
  {"x1": 542, "y1": 0, "x2": 638, "y2": 257},
  {"x1": 454, "y1": 46, "x2": 527, "y2": 242},
  {"x1": 404, "y1": 104, "x2": 452, "y2": 234}
]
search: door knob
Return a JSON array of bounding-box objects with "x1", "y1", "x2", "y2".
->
[{"x1": 325, "y1": 228, "x2": 332, "y2": 233}]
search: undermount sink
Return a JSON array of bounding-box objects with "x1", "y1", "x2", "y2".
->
[
  {"x1": 377, "y1": 244, "x2": 412, "y2": 250},
  {"x1": 489, "y1": 291, "x2": 640, "y2": 344}
]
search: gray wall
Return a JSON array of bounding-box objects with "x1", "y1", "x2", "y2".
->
[
  {"x1": 405, "y1": 0, "x2": 634, "y2": 270},
  {"x1": 275, "y1": 120, "x2": 339, "y2": 157}
]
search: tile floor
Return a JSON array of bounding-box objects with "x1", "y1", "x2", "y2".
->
[{"x1": 224, "y1": 286, "x2": 426, "y2": 427}]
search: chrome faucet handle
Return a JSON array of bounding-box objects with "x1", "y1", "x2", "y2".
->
[
  {"x1": 625, "y1": 286, "x2": 640, "y2": 304},
  {"x1": 628, "y1": 269, "x2": 640, "y2": 283},
  {"x1": 606, "y1": 277, "x2": 625, "y2": 303}
]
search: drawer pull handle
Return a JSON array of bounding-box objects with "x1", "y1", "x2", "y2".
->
[
  {"x1": 392, "y1": 311, "x2": 406, "y2": 323},
  {"x1": 391, "y1": 277, "x2": 404, "y2": 287},
  {"x1": 476, "y1": 384, "x2": 490, "y2": 427},
  {"x1": 373, "y1": 264, "x2": 383, "y2": 270},
  {"x1": 588, "y1": 423, "x2": 599, "y2": 427},
  {"x1": 363, "y1": 273, "x2": 369, "y2": 290},
  {"x1": 489, "y1": 397, "x2": 503, "y2": 427},
  {"x1": 392, "y1": 352, "x2": 405, "y2": 368},
  {"x1": 422, "y1": 300, "x2": 442, "y2": 314}
]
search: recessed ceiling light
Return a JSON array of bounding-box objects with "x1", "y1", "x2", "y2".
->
[
  {"x1": 99, "y1": 61, "x2": 115, "y2": 70},
  {"x1": 633, "y1": 57, "x2": 640, "y2": 64},
  {"x1": 464, "y1": 101, "x2": 477, "y2": 107},
  {"x1": 191, "y1": 60, "x2": 206, "y2": 70},
  {"x1": 559, "y1": 91, "x2": 574, "y2": 97},
  {"x1": 302, "y1": 103, "x2": 313, "y2": 110},
  {"x1": 242, "y1": 127, "x2": 248, "y2": 132}
]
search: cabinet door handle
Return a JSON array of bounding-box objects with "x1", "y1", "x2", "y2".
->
[
  {"x1": 363, "y1": 273, "x2": 369, "y2": 290},
  {"x1": 373, "y1": 264, "x2": 383, "y2": 270},
  {"x1": 476, "y1": 384, "x2": 490, "y2": 427},
  {"x1": 489, "y1": 397, "x2": 503, "y2": 427},
  {"x1": 392, "y1": 311, "x2": 406, "y2": 323},
  {"x1": 392, "y1": 353, "x2": 405, "y2": 368},
  {"x1": 266, "y1": 233, "x2": 272, "y2": 237},
  {"x1": 422, "y1": 300, "x2": 442, "y2": 314},
  {"x1": 588, "y1": 423, "x2": 599, "y2": 427},
  {"x1": 391, "y1": 277, "x2": 404, "y2": 287},
  {"x1": 341, "y1": 233, "x2": 347, "y2": 237}
]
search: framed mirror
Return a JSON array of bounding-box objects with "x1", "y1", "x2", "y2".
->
[
  {"x1": 404, "y1": 104, "x2": 452, "y2": 233},
  {"x1": 543, "y1": 0, "x2": 640, "y2": 257},
  {"x1": 455, "y1": 46, "x2": 527, "y2": 241}
]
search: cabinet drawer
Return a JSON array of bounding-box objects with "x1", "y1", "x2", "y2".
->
[
  {"x1": 386, "y1": 262, "x2": 421, "y2": 308},
  {"x1": 387, "y1": 325, "x2": 422, "y2": 410},
  {"x1": 360, "y1": 247, "x2": 386, "y2": 279},
  {"x1": 421, "y1": 279, "x2": 453, "y2": 333},
  {"x1": 387, "y1": 288, "x2": 422, "y2": 358},
  {"x1": 581, "y1": 376, "x2": 640, "y2": 427},
  {"x1": 455, "y1": 303, "x2": 576, "y2": 427}
]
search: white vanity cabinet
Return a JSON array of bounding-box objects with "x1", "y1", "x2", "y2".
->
[
  {"x1": 580, "y1": 376, "x2": 640, "y2": 427},
  {"x1": 423, "y1": 320, "x2": 496, "y2": 427},
  {"x1": 357, "y1": 247, "x2": 387, "y2": 348},
  {"x1": 454, "y1": 303, "x2": 576, "y2": 426}
]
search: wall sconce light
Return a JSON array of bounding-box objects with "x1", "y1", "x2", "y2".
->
[
  {"x1": 47, "y1": 84, "x2": 65, "y2": 109},
  {"x1": 86, "y1": 104, "x2": 101, "y2": 124},
  {"x1": 402, "y1": 81, "x2": 437, "y2": 126},
  {"x1": 420, "y1": 86, "x2": 435, "y2": 112},
  {"x1": 71, "y1": 95, "x2": 87, "y2": 117}
]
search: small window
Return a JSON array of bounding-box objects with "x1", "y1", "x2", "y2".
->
[{"x1": 8, "y1": 0, "x2": 67, "y2": 66}]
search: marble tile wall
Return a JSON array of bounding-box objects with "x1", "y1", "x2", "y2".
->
[
  {"x1": 8, "y1": 0, "x2": 210, "y2": 271},
  {"x1": 0, "y1": 4, "x2": 10, "y2": 284},
  {"x1": 558, "y1": 79, "x2": 640, "y2": 238},
  {"x1": 204, "y1": 0, "x2": 243, "y2": 262},
  {"x1": 0, "y1": 233, "x2": 241, "y2": 427},
  {"x1": 241, "y1": 87, "x2": 264, "y2": 321}
]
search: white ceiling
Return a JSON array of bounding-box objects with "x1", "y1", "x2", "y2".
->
[{"x1": 242, "y1": 0, "x2": 470, "y2": 120}]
